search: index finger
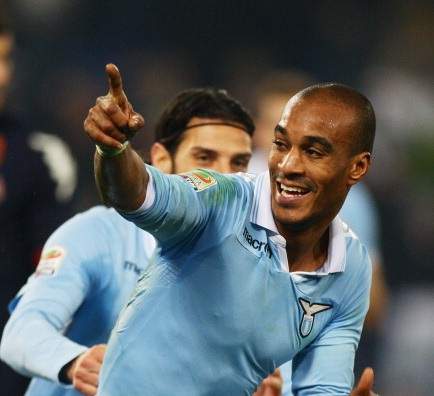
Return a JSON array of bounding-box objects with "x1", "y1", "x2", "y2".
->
[{"x1": 105, "y1": 63, "x2": 126, "y2": 106}]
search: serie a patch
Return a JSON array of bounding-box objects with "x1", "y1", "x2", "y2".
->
[
  {"x1": 36, "y1": 246, "x2": 66, "y2": 276},
  {"x1": 180, "y1": 170, "x2": 217, "y2": 192}
]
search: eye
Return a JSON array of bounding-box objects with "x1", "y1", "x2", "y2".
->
[
  {"x1": 232, "y1": 158, "x2": 249, "y2": 170},
  {"x1": 305, "y1": 147, "x2": 323, "y2": 158},
  {"x1": 272, "y1": 139, "x2": 287, "y2": 151},
  {"x1": 195, "y1": 153, "x2": 212, "y2": 163}
]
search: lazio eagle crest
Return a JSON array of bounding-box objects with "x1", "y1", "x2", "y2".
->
[{"x1": 298, "y1": 298, "x2": 332, "y2": 338}]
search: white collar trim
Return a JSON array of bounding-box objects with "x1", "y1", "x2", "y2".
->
[{"x1": 250, "y1": 171, "x2": 279, "y2": 234}]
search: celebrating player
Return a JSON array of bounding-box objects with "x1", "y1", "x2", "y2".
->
[
  {"x1": 2, "y1": 87, "x2": 285, "y2": 395},
  {"x1": 84, "y1": 64, "x2": 375, "y2": 395}
]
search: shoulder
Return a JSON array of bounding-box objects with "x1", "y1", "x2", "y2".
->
[
  {"x1": 339, "y1": 220, "x2": 372, "y2": 291},
  {"x1": 77, "y1": 206, "x2": 151, "y2": 245},
  {"x1": 38, "y1": 207, "x2": 129, "y2": 277},
  {"x1": 79, "y1": 205, "x2": 123, "y2": 222},
  {"x1": 62, "y1": 205, "x2": 115, "y2": 228},
  {"x1": 47, "y1": 206, "x2": 127, "y2": 245}
]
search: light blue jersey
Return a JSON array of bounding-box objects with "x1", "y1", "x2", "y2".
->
[
  {"x1": 99, "y1": 166, "x2": 372, "y2": 396},
  {"x1": 340, "y1": 182, "x2": 380, "y2": 261},
  {"x1": 0, "y1": 206, "x2": 156, "y2": 396}
]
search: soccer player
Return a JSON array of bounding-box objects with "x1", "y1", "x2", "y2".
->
[
  {"x1": 1, "y1": 87, "x2": 273, "y2": 396},
  {"x1": 249, "y1": 71, "x2": 388, "y2": 393},
  {"x1": 84, "y1": 64, "x2": 375, "y2": 395}
]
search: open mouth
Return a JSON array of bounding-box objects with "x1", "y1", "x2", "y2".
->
[
  {"x1": 275, "y1": 181, "x2": 312, "y2": 205},
  {"x1": 277, "y1": 182, "x2": 311, "y2": 197}
]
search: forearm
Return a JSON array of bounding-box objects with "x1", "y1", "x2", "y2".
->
[
  {"x1": 0, "y1": 311, "x2": 87, "y2": 382},
  {"x1": 94, "y1": 144, "x2": 148, "y2": 211},
  {"x1": 292, "y1": 344, "x2": 355, "y2": 395}
]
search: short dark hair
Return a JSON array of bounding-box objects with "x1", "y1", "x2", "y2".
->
[
  {"x1": 299, "y1": 83, "x2": 376, "y2": 154},
  {"x1": 154, "y1": 88, "x2": 255, "y2": 154}
]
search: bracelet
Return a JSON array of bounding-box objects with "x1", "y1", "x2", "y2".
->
[{"x1": 96, "y1": 141, "x2": 129, "y2": 158}]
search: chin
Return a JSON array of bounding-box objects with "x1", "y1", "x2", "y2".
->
[{"x1": 273, "y1": 209, "x2": 314, "y2": 232}]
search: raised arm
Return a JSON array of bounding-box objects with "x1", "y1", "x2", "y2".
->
[{"x1": 84, "y1": 64, "x2": 147, "y2": 211}]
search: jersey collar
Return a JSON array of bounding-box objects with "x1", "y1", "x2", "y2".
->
[
  {"x1": 250, "y1": 171, "x2": 279, "y2": 234},
  {"x1": 249, "y1": 172, "x2": 346, "y2": 274}
]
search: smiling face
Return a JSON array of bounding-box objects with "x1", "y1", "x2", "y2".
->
[{"x1": 269, "y1": 91, "x2": 370, "y2": 233}]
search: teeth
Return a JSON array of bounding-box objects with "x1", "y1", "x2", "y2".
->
[{"x1": 279, "y1": 183, "x2": 307, "y2": 196}]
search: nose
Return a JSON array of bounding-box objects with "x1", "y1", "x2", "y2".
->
[{"x1": 278, "y1": 147, "x2": 305, "y2": 175}]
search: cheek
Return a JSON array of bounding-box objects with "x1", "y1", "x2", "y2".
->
[
  {"x1": 268, "y1": 149, "x2": 282, "y2": 170},
  {"x1": 315, "y1": 167, "x2": 349, "y2": 201},
  {"x1": 310, "y1": 158, "x2": 347, "y2": 182}
]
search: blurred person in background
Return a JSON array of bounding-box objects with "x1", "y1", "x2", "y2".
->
[
  {"x1": 1, "y1": 86, "x2": 285, "y2": 396},
  {"x1": 249, "y1": 70, "x2": 388, "y2": 394},
  {"x1": 0, "y1": 10, "x2": 77, "y2": 395}
]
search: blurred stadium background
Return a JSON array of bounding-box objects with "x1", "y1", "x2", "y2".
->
[{"x1": 1, "y1": 0, "x2": 433, "y2": 395}]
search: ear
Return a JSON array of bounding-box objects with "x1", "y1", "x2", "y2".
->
[
  {"x1": 150, "y1": 142, "x2": 173, "y2": 173},
  {"x1": 347, "y1": 152, "x2": 371, "y2": 186}
]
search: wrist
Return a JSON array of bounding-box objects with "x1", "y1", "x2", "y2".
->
[
  {"x1": 59, "y1": 358, "x2": 77, "y2": 384},
  {"x1": 96, "y1": 141, "x2": 129, "y2": 157}
]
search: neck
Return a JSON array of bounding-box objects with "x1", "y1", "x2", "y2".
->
[{"x1": 277, "y1": 220, "x2": 330, "y2": 272}]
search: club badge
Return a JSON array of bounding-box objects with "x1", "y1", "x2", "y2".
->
[{"x1": 298, "y1": 298, "x2": 332, "y2": 337}]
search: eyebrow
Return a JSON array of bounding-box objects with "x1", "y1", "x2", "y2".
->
[
  {"x1": 274, "y1": 125, "x2": 333, "y2": 153},
  {"x1": 305, "y1": 136, "x2": 333, "y2": 153},
  {"x1": 190, "y1": 146, "x2": 252, "y2": 157},
  {"x1": 190, "y1": 147, "x2": 217, "y2": 156}
]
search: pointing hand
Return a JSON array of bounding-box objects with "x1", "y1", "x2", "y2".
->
[{"x1": 84, "y1": 64, "x2": 144, "y2": 150}]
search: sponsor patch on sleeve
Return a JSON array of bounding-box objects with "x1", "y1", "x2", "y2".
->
[
  {"x1": 36, "y1": 246, "x2": 66, "y2": 276},
  {"x1": 180, "y1": 169, "x2": 217, "y2": 192}
]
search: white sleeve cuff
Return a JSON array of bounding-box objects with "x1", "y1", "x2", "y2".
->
[
  {"x1": 142, "y1": 170, "x2": 155, "y2": 210},
  {"x1": 124, "y1": 168, "x2": 155, "y2": 214},
  {"x1": 51, "y1": 343, "x2": 89, "y2": 385}
]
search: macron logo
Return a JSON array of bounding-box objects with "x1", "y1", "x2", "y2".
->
[{"x1": 243, "y1": 227, "x2": 272, "y2": 258}]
